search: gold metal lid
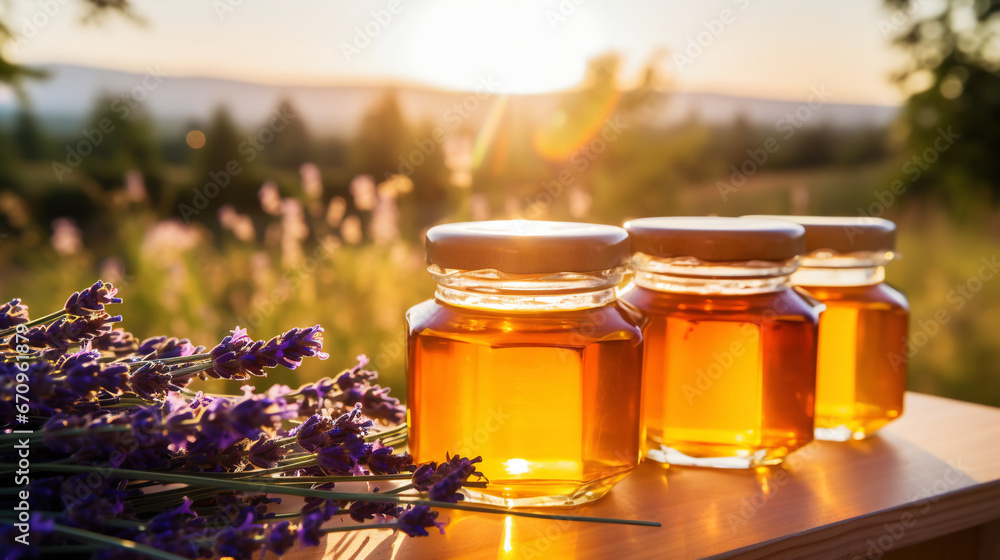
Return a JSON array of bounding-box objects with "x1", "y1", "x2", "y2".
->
[
  {"x1": 743, "y1": 215, "x2": 896, "y2": 253},
  {"x1": 425, "y1": 220, "x2": 630, "y2": 274},
  {"x1": 624, "y1": 217, "x2": 806, "y2": 262}
]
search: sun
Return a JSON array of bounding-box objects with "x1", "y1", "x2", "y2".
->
[{"x1": 401, "y1": 0, "x2": 608, "y2": 94}]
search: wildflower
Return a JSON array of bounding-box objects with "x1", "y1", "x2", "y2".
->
[
  {"x1": 24, "y1": 313, "x2": 122, "y2": 350},
  {"x1": 412, "y1": 455, "x2": 484, "y2": 492},
  {"x1": 128, "y1": 362, "x2": 188, "y2": 400},
  {"x1": 248, "y1": 435, "x2": 289, "y2": 469},
  {"x1": 348, "y1": 500, "x2": 402, "y2": 523},
  {"x1": 213, "y1": 512, "x2": 265, "y2": 560},
  {"x1": 291, "y1": 414, "x2": 334, "y2": 452},
  {"x1": 364, "y1": 442, "x2": 415, "y2": 475},
  {"x1": 136, "y1": 336, "x2": 202, "y2": 359},
  {"x1": 428, "y1": 470, "x2": 468, "y2": 503},
  {"x1": 208, "y1": 327, "x2": 253, "y2": 379},
  {"x1": 92, "y1": 328, "x2": 139, "y2": 357},
  {"x1": 64, "y1": 280, "x2": 122, "y2": 316},
  {"x1": 55, "y1": 350, "x2": 129, "y2": 396},
  {"x1": 298, "y1": 511, "x2": 326, "y2": 547},
  {"x1": 0, "y1": 298, "x2": 29, "y2": 330},
  {"x1": 264, "y1": 521, "x2": 298, "y2": 557},
  {"x1": 397, "y1": 506, "x2": 445, "y2": 537}
]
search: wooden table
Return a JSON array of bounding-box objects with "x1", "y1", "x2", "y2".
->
[{"x1": 294, "y1": 393, "x2": 1000, "y2": 559}]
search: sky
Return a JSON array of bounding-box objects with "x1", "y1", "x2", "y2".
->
[{"x1": 7, "y1": 0, "x2": 913, "y2": 105}]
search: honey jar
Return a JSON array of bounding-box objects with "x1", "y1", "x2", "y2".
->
[
  {"x1": 620, "y1": 217, "x2": 820, "y2": 468},
  {"x1": 406, "y1": 220, "x2": 644, "y2": 506},
  {"x1": 746, "y1": 216, "x2": 908, "y2": 441}
]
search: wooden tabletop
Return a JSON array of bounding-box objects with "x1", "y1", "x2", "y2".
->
[{"x1": 291, "y1": 392, "x2": 1000, "y2": 559}]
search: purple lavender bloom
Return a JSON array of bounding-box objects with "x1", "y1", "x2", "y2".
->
[
  {"x1": 290, "y1": 377, "x2": 338, "y2": 417},
  {"x1": 0, "y1": 298, "x2": 29, "y2": 330},
  {"x1": 213, "y1": 512, "x2": 264, "y2": 560},
  {"x1": 397, "y1": 506, "x2": 445, "y2": 537},
  {"x1": 248, "y1": 435, "x2": 289, "y2": 469},
  {"x1": 137, "y1": 336, "x2": 202, "y2": 360},
  {"x1": 300, "y1": 483, "x2": 341, "y2": 520},
  {"x1": 128, "y1": 362, "x2": 188, "y2": 400},
  {"x1": 25, "y1": 313, "x2": 122, "y2": 350},
  {"x1": 348, "y1": 500, "x2": 402, "y2": 523},
  {"x1": 208, "y1": 327, "x2": 253, "y2": 379},
  {"x1": 327, "y1": 404, "x2": 373, "y2": 444},
  {"x1": 291, "y1": 415, "x2": 334, "y2": 452},
  {"x1": 264, "y1": 521, "x2": 298, "y2": 557},
  {"x1": 64, "y1": 280, "x2": 123, "y2": 316},
  {"x1": 298, "y1": 511, "x2": 326, "y2": 547},
  {"x1": 364, "y1": 443, "x2": 415, "y2": 475},
  {"x1": 360, "y1": 385, "x2": 405, "y2": 425},
  {"x1": 92, "y1": 328, "x2": 139, "y2": 357},
  {"x1": 210, "y1": 325, "x2": 329, "y2": 380},
  {"x1": 326, "y1": 356, "x2": 406, "y2": 424},
  {"x1": 228, "y1": 387, "x2": 297, "y2": 439},
  {"x1": 428, "y1": 470, "x2": 468, "y2": 503},
  {"x1": 55, "y1": 350, "x2": 129, "y2": 396},
  {"x1": 412, "y1": 455, "x2": 484, "y2": 492},
  {"x1": 317, "y1": 442, "x2": 365, "y2": 475},
  {"x1": 1, "y1": 514, "x2": 53, "y2": 556}
]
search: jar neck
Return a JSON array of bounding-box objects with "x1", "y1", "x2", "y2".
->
[
  {"x1": 631, "y1": 253, "x2": 799, "y2": 295},
  {"x1": 430, "y1": 265, "x2": 624, "y2": 311},
  {"x1": 791, "y1": 250, "x2": 893, "y2": 287}
]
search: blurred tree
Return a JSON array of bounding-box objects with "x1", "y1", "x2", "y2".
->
[
  {"x1": 886, "y1": 0, "x2": 1000, "y2": 209},
  {"x1": 403, "y1": 119, "x2": 450, "y2": 232},
  {"x1": 77, "y1": 94, "x2": 163, "y2": 198},
  {"x1": 13, "y1": 108, "x2": 46, "y2": 160},
  {"x1": 264, "y1": 99, "x2": 312, "y2": 169},
  {"x1": 0, "y1": 123, "x2": 20, "y2": 191},
  {"x1": 192, "y1": 106, "x2": 258, "y2": 215},
  {"x1": 353, "y1": 89, "x2": 409, "y2": 179}
]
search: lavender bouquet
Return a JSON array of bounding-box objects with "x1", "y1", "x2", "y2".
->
[{"x1": 1, "y1": 281, "x2": 657, "y2": 560}]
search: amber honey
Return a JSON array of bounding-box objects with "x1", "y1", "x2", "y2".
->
[
  {"x1": 407, "y1": 300, "x2": 642, "y2": 506},
  {"x1": 623, "y1": 216, "x2": 819, "y2": 468},
  {"x1": 406, "y1": 220, "x2": 643, "y2": 507},
  {"x1": 621, "y1": 285, "x2": 818, "y2": 467},
  {"x1": 798, "y1": 280, "x2": 909, "y2": 440},
  {"x1": 748, "y1": 215, "x2": 909, "y2": 441}
]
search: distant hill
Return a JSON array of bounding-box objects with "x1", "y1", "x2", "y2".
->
[{"x1": 0, "y1": 64, "x2": 899, "y2": 135}]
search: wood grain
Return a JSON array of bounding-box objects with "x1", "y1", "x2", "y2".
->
[{"x1": 283, "y1": 392, "x2": 1000, "y2": 559}]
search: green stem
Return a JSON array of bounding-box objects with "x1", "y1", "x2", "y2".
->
[
  {"x1": 0, "y1": 309, "x2": 67, "y2": 338},
  {"x1": 385, "y1": 483, "x2": 415, "y2": 495},
  {"x1": 51, "y1": 523, "x2": 189, "y2": 560},
  {"x1": 21, "y1": 464, "x2": 661, "y2": 528},
  {"x1": 128, "y1": 353, "x2": 212, "y2": 369},
  {"x1": 364, "y1": 423, "x2": 407, "y2": 443},
  {"x1": 322, "y1": 522, "x2": 397, "y2": 534}
]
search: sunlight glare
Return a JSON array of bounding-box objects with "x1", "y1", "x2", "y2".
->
[{"x1": 403, "y1": 0, "x2": 607, "y2": 94}]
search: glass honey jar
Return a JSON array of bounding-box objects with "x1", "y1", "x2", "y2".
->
[
  {"x1": 746, "y1": 216, "x2": 909, "y2": 441},
  {"x1": 406, "y1": 220, "x2": 644, "y2": 507},
  {"x1": 620, "y1": 217, "x2": 821, "y2": 468}
]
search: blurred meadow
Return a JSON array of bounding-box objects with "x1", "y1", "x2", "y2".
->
[{"x1": 0, "y1": 0, "x2": 998, "y2": 405}]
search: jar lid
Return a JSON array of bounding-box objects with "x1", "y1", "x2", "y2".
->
[
  {"x1": 743, "y1": 215, "x2": 896, "y2": 253},
  {"x1": 624, "y1": 217, "x2": 806, "y2": 262},
  {"x1": 425, "y1": 220, "x2": 630, "y2": 274}
]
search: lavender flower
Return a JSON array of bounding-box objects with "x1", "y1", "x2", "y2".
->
[
  {"x1": 213, "y1": 513, "x2": 265, "y2": 560},
  {"x1": 209, "y1": 326, "x2": 329, "y2": 380},
  {"x1": 264, "y1": 521, "x2": 298, "y2": 557},
  {"x1": 298, "y1": 511, "x2": 326, "y2": 547},
  {"x1": 248, "y1": 435, "x2": 289, "y2": 469},
  {"x1": 412, "y1": 455, "x2": 484, "y2": 492},
  {"x1": 365, "y1": 442, "x2": 415, "y2": 475},
  {"x1": 24, "y1": 312, "x2": 122, "y2": 350},
  {"x1": 92, "y1": 328, "x2": 139, "y2": 357},
  {"x1": 291, "y1": 415, "x2": 334, "y2": 452},
  {"x1": 128, "y1": 362, "x2": 188, "y2": 400},
  {"x1": 323, "y1": 355, "x2": 405, "y2": 424},
  {"x1": 54, "y1": 350, "x2": 129, "y2": 397},
  {"x1": 0, "y1": 298, "x2": 29, "y2": 330},
  {"x1": 348, "y1": 500, "x2": 402, "y2": 523},
  {"x1": 64, "y1": 280, "x2": 122, "y2": 316},
  {"x1": 136, "y1": 336, "x2": 202, "y2": 360},
  {"x1": 397, "y1": 506, "x2": 445, "y2": 537}
]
